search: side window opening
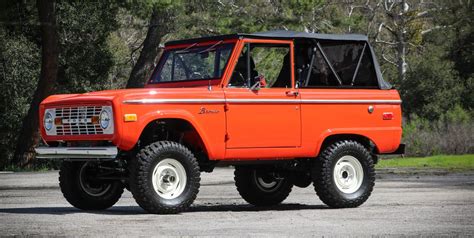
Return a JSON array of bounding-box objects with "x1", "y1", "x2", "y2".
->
[
  {"x1": 228, "y1": 44, "x2": 254, "y2": 87},
  {"x1": 228, "y1": 43, "x2": 291, "y2": 88},
  {"x1": 321, "y1": 42, "x2": 365, "y2": 85},
  {"x1": 298, "y1": 40, "x2": 379, "y2": 88},
  {"x1": 352, "y1": 46, "x2": 378, "y2": 87},
  {"x1": 302, "y1": 46, "x2": 340, "y2": 87}
]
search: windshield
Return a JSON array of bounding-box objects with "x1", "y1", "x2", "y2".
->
[{"x1": 149, "y1": 43, "x2": 234, "y2": 83}]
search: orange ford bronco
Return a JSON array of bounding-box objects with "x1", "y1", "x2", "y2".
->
[{"x1": 36, "y1": 31, "x2": 404, "y2": 214}]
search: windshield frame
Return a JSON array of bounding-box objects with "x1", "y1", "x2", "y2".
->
[{"x1": 147, "y1": 40, "x2": 238, "y2": 86}]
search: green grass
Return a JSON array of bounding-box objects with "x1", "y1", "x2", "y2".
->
[{"x1": 376, "y1": 154, "x2": 474, "y2": 171}]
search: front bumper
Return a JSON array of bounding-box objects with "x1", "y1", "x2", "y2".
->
[{"x1": 35, "y1": 146, "x2": 118, "y2": 159}]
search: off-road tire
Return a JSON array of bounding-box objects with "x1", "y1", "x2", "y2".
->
[
  {"x1": 234, "y1": 166, "x2": 293, "y2": 206},
  {"x1": 129, "y1": 141, "x2": 200, "y2": 214},
  {"x1": 312, "y1": 140, "x2": 375, "y2": 208},
  {"x1": 59, "y1": 161, "x2": 124, "y2": 210}
]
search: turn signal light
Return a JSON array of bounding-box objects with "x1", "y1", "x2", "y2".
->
[
  {"x1": 54, "y1": 117, "x2": 62, "y2": 125},
  {"x1": 91, "y1": 116, "x2": 99, "y2": 124},
  {"x1": 124, "y1": 114, "x2": 137, "y2": 122}
]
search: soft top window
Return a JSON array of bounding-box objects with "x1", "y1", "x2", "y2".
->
[
  {"x1": 298, "y1": 41, "x2": 379, "y2": 88},
  {"x1": 149, "y1": 43, "x2": 234, "y2": 83}
]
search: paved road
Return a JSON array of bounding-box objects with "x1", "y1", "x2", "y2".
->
[{"x1": 1, "y1": 168, "x2": 473, "y2": 237}]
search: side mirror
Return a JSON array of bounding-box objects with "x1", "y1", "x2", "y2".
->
[
  {"x1": 249, "y1": 75, "x2": 265, "y2": 91},
  {"x1": 249, "y1": 80, "x2": 261, "y2": 91}
]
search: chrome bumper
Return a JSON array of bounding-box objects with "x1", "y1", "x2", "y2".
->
[{"x1": 35, "y1": 146, "x2": 118, "y2": 159}]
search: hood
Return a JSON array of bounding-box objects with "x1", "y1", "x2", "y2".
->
[
  {"x1": 41, "y1": 89, "x2": 146, "y2": 106},
  {"x1": 41, "y1": 87, "x2": 221, "y2": 106}
]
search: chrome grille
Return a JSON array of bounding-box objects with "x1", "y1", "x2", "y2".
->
[{"x1": 55, "y1": 106, "x2": 103, "y2": 135}]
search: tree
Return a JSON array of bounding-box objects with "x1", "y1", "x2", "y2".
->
[
  {"x1": 55, "y1": 1, "x2": 120, "y2": 93},
  {"x1": 12, "y1": 0, "x2": 59, "y2": 167},
  {"x1": 400, "y1": 46, "x2": 462, "y2": 120},
  {"x1": 439, "y1": 0, "x2": 473, "y2": 110},
  {"x1": 368, "y1": 0, "x2": 438, "y2": 83},
  {"x1": 0, "y1": 30, "x2": 40, "y2": 169},
  {"x1": 126, "y1": 3, "x2": 179, "y2": 88}
]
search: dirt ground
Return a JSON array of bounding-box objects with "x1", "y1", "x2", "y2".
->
[{"x1": 0, "y1": 168, "x2": 473, "y2": 236}]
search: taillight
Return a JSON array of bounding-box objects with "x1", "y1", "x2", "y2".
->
[{"x1": 383, "y1": 112, "x2": 394, "y2": 120}]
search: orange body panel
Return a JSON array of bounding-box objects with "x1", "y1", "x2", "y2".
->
[{"x1": 39, "y1": 37, "x2": 402, "y2": 161}]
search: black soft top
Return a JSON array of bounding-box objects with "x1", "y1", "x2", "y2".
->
[
  {"x1": 165, "y1": 30, "x2": 368, "y2": 46},
  {"x1": 165, "y1": 30, "x2": 392, "y2": 90}
]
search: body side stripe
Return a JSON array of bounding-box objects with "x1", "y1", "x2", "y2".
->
[{"x1": 123, "y1": 99, "x2": 402, "y2": 105}]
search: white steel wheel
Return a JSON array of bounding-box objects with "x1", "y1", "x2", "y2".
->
[
  {"x1": 333, "y1": 155, "x2": 364, "y2": 194},
  {"x1": 151, "y1": 158, "x2": 187, "y2": 199}
]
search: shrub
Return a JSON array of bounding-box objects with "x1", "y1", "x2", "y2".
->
[{"x1": 403, "y1": 106, "x2": 474, "y2": 157}]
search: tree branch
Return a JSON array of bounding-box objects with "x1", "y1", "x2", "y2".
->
[
  {"x1": 382, "y1": 53, "x2": 398, "y2": 67},
  {"x1": 421, "y1": 25, "x2": 444, "y2": 35},
  {"x1": 376, "y1": 39, "x2": 398, "y2": 45}
]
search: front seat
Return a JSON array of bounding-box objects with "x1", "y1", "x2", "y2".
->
[{"x1": 272, "y1": 53, "x2": 291, "y2": 88}]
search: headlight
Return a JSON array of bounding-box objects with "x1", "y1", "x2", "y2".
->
[
  {"x1": 44, "y1": 111, "x2": 53, "y2": 131},
  {"x1": 99, "y1": 109, "x2": 111, "y2": 129}
]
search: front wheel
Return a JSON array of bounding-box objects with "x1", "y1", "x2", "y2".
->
[
  {"x1": 59, "y1": 161, "x2": 124, "y2": 210},
  {"x1": 129, "y1": 141, "x2": 200, "y2": 214},
  {"x1": 234, "y1": 166, "x2": 293, "y2": 206},
  {"x1": 311, "y1": 140, "x2": 375, "y2": 208}
]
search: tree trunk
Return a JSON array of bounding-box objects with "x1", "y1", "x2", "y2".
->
[
  {"x1": 397, "y1": 33, "x2": 407, "y2": 82},
  {"x1": 12, "y1": 0, "x2": 59, "y2": 167},
  {"x1": 126, "y1": 7, "x2": 174, "y2": 88},
  {"x1": 398, "y1": 0, "x2": 408, "y2": 82}
]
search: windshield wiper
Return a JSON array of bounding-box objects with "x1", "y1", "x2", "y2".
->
[
  {"x1": 198, "y1": 40, "x2": 223, "y2": 54},
  {"x1": 175, "y1": 43, "x2": 198, "y2": 54}
]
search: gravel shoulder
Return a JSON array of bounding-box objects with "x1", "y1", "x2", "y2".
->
[{"x1": 1, "y1": 168, "x2": 473, "y2": 237}]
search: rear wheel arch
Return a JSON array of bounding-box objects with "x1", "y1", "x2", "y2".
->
[{"x1": 317, "y1": 134, "x2": 379, "y2": 157}]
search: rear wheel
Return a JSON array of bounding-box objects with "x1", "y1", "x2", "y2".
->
[
  {"x1": 234, "y1": 166, "x2": 293, "y2": 206},
  {"x1": 311, "y1": 140, "x2": 375, "y2": 208},
  {"x1": 59, "y1": 161, "x2": 124, "y2": 210},
  {"x1": 129, "y1": 141, "x2": 200, "y2": 214}
]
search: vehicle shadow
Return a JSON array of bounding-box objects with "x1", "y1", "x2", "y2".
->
[
  {"x1": 0, "y1": 203, "x2": 328, "y2": 215},
  {"x1": 188, "y1": 203, "x2": 328, "y2": 212}
]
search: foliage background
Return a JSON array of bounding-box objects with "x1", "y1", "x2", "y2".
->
[{"x1": 0, "y1": 0, "x2": 472, "y2": 168}]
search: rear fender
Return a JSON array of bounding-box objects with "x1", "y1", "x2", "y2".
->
[{"x1": 314, "y1": 127, "x2": 401, "y2": 156}]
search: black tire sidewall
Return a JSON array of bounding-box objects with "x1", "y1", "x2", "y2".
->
[
  {"x1": 130, "y1": 141, "x2": 200, "y2": 214},
  {"x1": 312, "y1": 140, "x2": 375, "y2": 208},
  {"x1": 235, "y1": 166, "x2": 293, "y2": 206},
  {"x1": 59, "y1": 161, "x2": 124, "y2": 210}
]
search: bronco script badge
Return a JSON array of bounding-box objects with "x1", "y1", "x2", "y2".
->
[{"x1": 198, "y1": 107, "x2": 220, "y2": 114}]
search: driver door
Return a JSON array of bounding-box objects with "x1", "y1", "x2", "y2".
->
[{"x1": 224, "y1": 40, "x2": 301, "y2": 148}]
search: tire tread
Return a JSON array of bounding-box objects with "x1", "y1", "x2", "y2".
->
[
  {"x1": 129, "y1": 141, "x2": 200, "y2": 214},
  {"x1": 312, "y1": 140, "x2": 375, "y2": 208}
]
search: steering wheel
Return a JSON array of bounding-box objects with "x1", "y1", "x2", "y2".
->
[
  {"x1": 230, "y1": 71, "x2": 247, "y2": 87},
  {"x1": 191, "y1": 72, "x2": 202, "y2": 79}
]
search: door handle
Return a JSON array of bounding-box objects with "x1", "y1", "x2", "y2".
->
[{"x1": 285, "y1": 91, "x2": 299, "y2": 96}]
